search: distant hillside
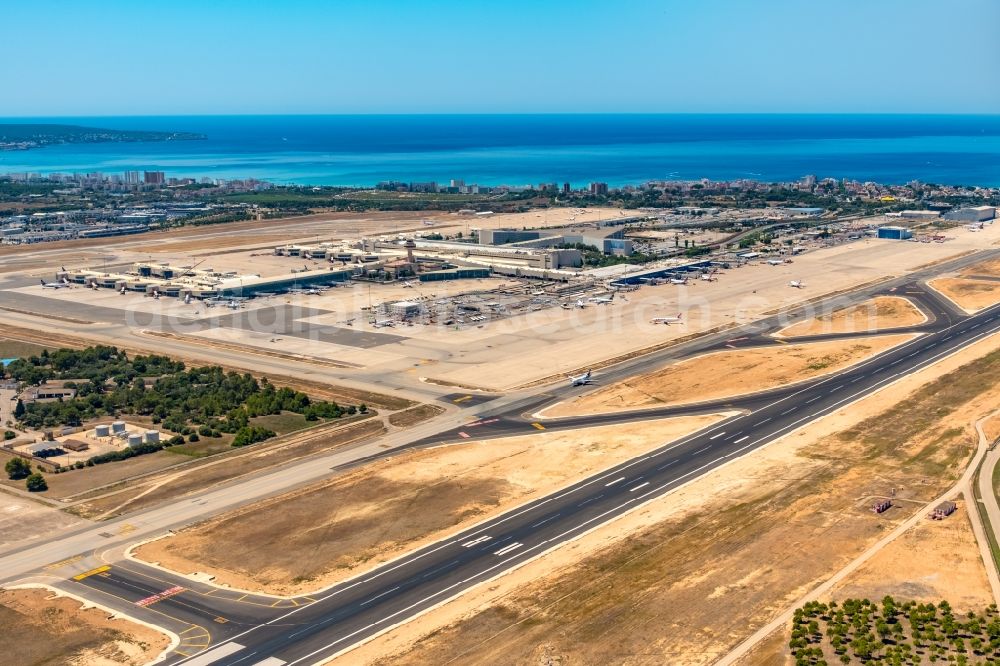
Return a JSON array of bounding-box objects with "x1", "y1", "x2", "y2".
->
[{"x1": 0, "y1": 123, "x2": 206, "y2": 151}]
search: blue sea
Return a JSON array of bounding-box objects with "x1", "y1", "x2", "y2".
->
[{"x1": 1, "y1": 114, "x2": 999, "y2": 187}]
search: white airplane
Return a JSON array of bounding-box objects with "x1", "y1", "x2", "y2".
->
[
  {"x1": 401, "y1": 280, "x2": 416, "y2": 288},
  {"x1": 589, "y1": 294, "x2": 614, "y2": 304},
  {"x1": 227, "y1": 300, "x2": 242, "y2": 309},
  {"x1": 651, "y1": 313, "x2": 684, "y2": 325},
  {"x1": 767, "y1": 259, "x2": 784, "y2": 266},
  {"x1": 120, "y1": 286, "x2": 128, "y2": 295},
  {"x1": 669, "y1": 277, "x2": 688, "y2": 285},
  {"x1": 184, "y1": 294, "x2": 193, "y2": 305},
  {"x1": 700, "y1": 273, "x2": 718, "y2": 282},
  {"x1": 40, "y1": 278, "x2": 71, "y2": 289},
  {"x1": 575, "y1": 298, "x2": 588, "y2": 308},
  {"x1": 789, "y1": 280, "x2": 806, "y2": 289},
  {"x1": 569, "y1": 369, "x2": 593, "y2": 386}
]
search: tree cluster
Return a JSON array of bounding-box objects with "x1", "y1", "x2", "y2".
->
[
  {"x1": 790, "y1": 597, "x2": 1000, "y2": 665},
  {"x1": 9, "y1": 346, "x2": 362, "y2": 465}
]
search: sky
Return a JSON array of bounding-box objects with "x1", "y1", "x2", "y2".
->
[{"x1": 5, "y1": 0, "x2": 999, "y2": 116}]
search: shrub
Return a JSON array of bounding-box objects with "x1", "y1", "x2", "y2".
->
[
  {"x1": 25, "y1": 472, "x2": 47, "y2": 492},
  {"x1": 5, "y1": 457, "x2": 31, "y2": 479}
]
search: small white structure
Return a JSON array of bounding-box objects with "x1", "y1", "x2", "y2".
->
[{"x1": 127, "y1": 433, "x2": 143, "y2": 447}]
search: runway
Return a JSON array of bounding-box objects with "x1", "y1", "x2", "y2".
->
[
  {"x1": 4, "y1": 250, "x2": 1000, "y2": 665},
  {"x1": 101, "y1": 288, "x2": 1000, "y2": 665}
]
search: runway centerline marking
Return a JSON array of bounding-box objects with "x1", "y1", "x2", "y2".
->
[
  {"x1": 630, "y1": 481, "x2": 650, "y2": 492},
  {"x1": 733, "y1": 435, "x2": 749, "y2": 444},
  {"x1": 360, "y1": 586, "x2": 400, "y2": 606},
  {"x1": 709, "y1": 431, "x2": 726, "y2": 440}
]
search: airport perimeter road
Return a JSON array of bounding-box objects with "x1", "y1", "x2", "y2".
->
[{"x1": 147, "y1": 299, "x2": 1000, "y2": 666}]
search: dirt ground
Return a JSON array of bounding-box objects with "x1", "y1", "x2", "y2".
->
[
  {"x1": 0, "y1": 336, "x2": 56, "y2": 358},
  {"x1": 544, "y1": 333, "x2": 914, "y2": 418},
  {"x1": 387, "y1": 403, "x2": 446, "y2": 428},
  {"x1": 961, "y1": 257, "x2": 1000, "y2": 278},
  {"x1": 743, "y1": 506, "x2": 993, "y2": 665},
  {"x1": 344, "y1": 332, "x2": 1000, "y2": 666},
  {"x1": 777, "y1": 296, "x2": 926, "y2": 338},
  {"x1": 0, "y1": 587, "x2": 169, "y2": 665},
  {"x1": 0, "y1": 490, "x2": 87, "y2": 549},
  {"x1": 985, "y1": 413, "x2": 1000, "y2": 444},
  {"x1": 70, "y1": 418, "x2": 385, "y2": 520},
  {"x1": 930, "y1": 277, "x2": 1000, "y2": 312},
  {"x1": 134, "y1": 413, "x2": 727, "y2": 596}
]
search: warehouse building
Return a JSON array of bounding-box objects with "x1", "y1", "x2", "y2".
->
[
  {"x1": 877, "y1": 226, "x2": 913, "y2": 240},
  {"x1": 943, "y1": 206, "x2": 996, "y2": 223}
]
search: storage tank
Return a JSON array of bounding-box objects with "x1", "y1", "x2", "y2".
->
[
  {"x1": 111, "y1": 421, "x2": 126, "y2": 434},
  {"x1": 144, "y1": 430, "x2": 160, "y2": 444},
  {"x1": 127, "y1": 433, "x2": 143, "y2": 447},
  {"x1": 94, "y1": 424, "x2": 110, "y2": 437}
]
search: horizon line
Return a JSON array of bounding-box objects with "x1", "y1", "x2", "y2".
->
[{"x1": 3, "y1": 111, "x2": 1000, "y2": 120}]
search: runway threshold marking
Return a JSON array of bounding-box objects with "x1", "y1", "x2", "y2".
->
[
  {"x1": 462, "y1": 536, "x2": 492, "y2": 547},
  {"x1": 531, "y1": 422, "x2": 546, "y2": 430},
  {"x1": 457, "y1": 431, "x2": 470, "y2": 438},
  {"x1": 72, "y1": 565, "x2": 110, "y2": 581},
  {"x1": 251, "y1": 658, "x2": 287, "y2": 666}
]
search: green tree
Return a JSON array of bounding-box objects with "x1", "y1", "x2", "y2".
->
[
  {"x1": 3, "y1": 430, "x2": 15, "y2": 441},
  {"x1": 13, "y1": 399, "x2": 25, "y2": 419},
  {"x1": 25, "y1": 472, "x2": 47, "y2": 492},
  {"x1": 5, "y1": 457, "x2": 32, "y2": 479}
]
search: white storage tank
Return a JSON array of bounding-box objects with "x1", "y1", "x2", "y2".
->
[
  {"x1": 127, "y1": 433, "x2": 143, "y2": 447},
  {"x1": 94, "y1": 424, "x2": 110, "y2": 437},
  {"x1": 144, "y1": 430, "x2": 159, "y2": 444},
  {"x1": 111, "y1": 421, "x2": 126, "y2": 434}
]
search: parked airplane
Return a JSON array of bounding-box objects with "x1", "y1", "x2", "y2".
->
[
  {"x1": 651, "y1": 313, "x2": 684, "y2": 325},
  {"x1": 575, "y1": 298, "x2": 588, "y2": 308},
  {"x1": 789, "y1": 280, "x2": 806, "y2": 288},
  {"x1": 569, "y1": 369, "x2": 593, "y2": 386},
  {"x1": 589, "y1": 294, "x2": 614, "y2": 304},
  {"x1": 700, "y1": 272, "x2": 718, "y2": 282},
  {"x1": 669, "y1": 277, "x2": 688, "y2": 285},
  {"x1": 183, "y1": 294, "x2": 193, "y2": 305},
  {"x1": 40, "y1": 278, "x2": 71, "y2": 289},
  {"x1": 767, "y1": 259, "x2": 784, "y2": 266},
  {"x1": 401, "y1": 280, "x2": 416, "y2": 288}
]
